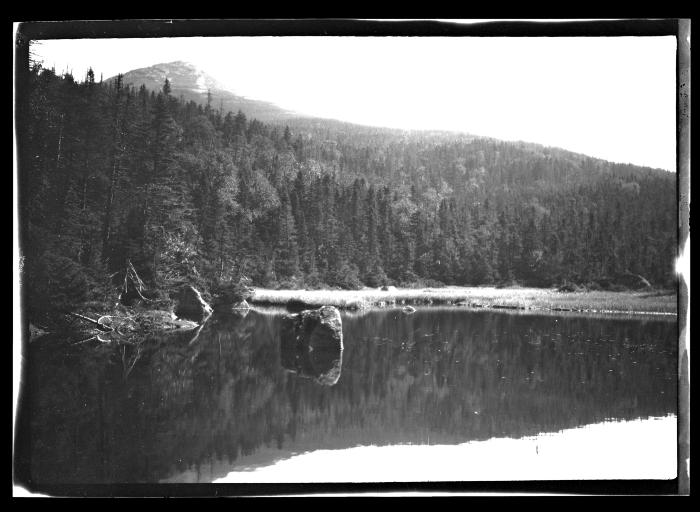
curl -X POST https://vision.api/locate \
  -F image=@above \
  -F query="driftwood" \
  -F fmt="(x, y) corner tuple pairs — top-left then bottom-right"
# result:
(187, 322), (206, 347)
(120, 259), (151, 303)
(122, 343), (143, 380)
(97, 315), (138, 335)
(70, 312), (113, 332)
(71, 335), (98, 345)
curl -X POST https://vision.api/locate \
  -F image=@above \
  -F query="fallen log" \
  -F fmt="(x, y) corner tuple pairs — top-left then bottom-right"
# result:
(97, 315), (138, 335)
(71, 335), (98, 345)
(70, 312), (113, 332)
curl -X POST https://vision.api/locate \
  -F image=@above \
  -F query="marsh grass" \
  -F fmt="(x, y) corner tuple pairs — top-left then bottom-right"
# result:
(250, 286), (677, 315)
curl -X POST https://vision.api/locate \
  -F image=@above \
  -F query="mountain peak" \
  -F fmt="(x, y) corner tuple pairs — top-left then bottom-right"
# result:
(117, 60), (217, 92)
(162, 60), (197, 68)
(112, 61), (299, 122)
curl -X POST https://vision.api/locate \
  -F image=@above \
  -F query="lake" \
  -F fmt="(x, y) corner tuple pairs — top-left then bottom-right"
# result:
(14, 307), (678, 486)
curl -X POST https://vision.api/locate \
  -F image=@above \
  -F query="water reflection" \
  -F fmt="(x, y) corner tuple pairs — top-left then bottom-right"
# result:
(212, 415), (678, 483)
(15, 308), (677, 485)
(280, 309), (343, 386)
(280, 340), (343, 386)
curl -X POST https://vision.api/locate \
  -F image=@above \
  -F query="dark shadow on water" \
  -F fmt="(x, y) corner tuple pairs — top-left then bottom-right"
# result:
(280, 342), (343, 386)
(14, 308), (678, 485)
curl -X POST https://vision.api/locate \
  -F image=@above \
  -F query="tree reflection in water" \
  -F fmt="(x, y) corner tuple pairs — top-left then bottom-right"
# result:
(15, 308), (677, 484)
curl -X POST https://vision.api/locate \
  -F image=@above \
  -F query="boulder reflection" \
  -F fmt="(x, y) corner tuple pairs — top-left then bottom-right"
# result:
(280, 307), (343, 386)
(281, 342), (343, 386)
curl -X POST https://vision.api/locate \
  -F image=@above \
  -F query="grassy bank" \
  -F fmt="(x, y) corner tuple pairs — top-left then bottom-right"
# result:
(250, 286), (677, 316)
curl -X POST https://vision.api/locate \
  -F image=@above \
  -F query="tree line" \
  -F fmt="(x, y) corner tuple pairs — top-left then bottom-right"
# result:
(17, 65), (677, 317)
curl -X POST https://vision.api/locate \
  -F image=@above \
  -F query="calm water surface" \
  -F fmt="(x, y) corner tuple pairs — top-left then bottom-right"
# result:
(16, 308), (678, 484)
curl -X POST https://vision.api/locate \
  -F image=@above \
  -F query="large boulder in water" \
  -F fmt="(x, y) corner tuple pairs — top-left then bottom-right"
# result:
(282, 306), (343, 351)
(174, 285), (213, 323)
(280, 306), (343, 385)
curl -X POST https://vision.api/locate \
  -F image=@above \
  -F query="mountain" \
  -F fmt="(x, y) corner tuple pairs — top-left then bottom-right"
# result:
(112, 61), (300, 123)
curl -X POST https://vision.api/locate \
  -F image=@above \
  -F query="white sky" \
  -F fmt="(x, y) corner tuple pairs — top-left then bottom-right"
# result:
(31, 35), (677, 171)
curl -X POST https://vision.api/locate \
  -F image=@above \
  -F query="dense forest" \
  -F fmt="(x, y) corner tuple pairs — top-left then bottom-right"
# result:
(17, 65), (677, 319)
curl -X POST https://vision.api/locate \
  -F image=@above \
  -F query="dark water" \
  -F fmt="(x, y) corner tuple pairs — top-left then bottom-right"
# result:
(15, 308), (677, 485)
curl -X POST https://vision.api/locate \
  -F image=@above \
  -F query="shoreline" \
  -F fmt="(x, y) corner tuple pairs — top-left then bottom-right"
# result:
(250, 286), (677, 316)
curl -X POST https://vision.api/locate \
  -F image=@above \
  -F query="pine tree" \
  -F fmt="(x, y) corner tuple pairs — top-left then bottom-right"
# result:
(275, 190), (300, 279)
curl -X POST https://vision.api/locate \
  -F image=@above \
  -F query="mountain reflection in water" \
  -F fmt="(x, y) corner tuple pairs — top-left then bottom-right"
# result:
(15, 308), (677, 484)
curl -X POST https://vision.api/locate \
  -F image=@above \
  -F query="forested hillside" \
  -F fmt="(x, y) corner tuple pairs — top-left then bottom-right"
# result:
(18, 65), (677, 318)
